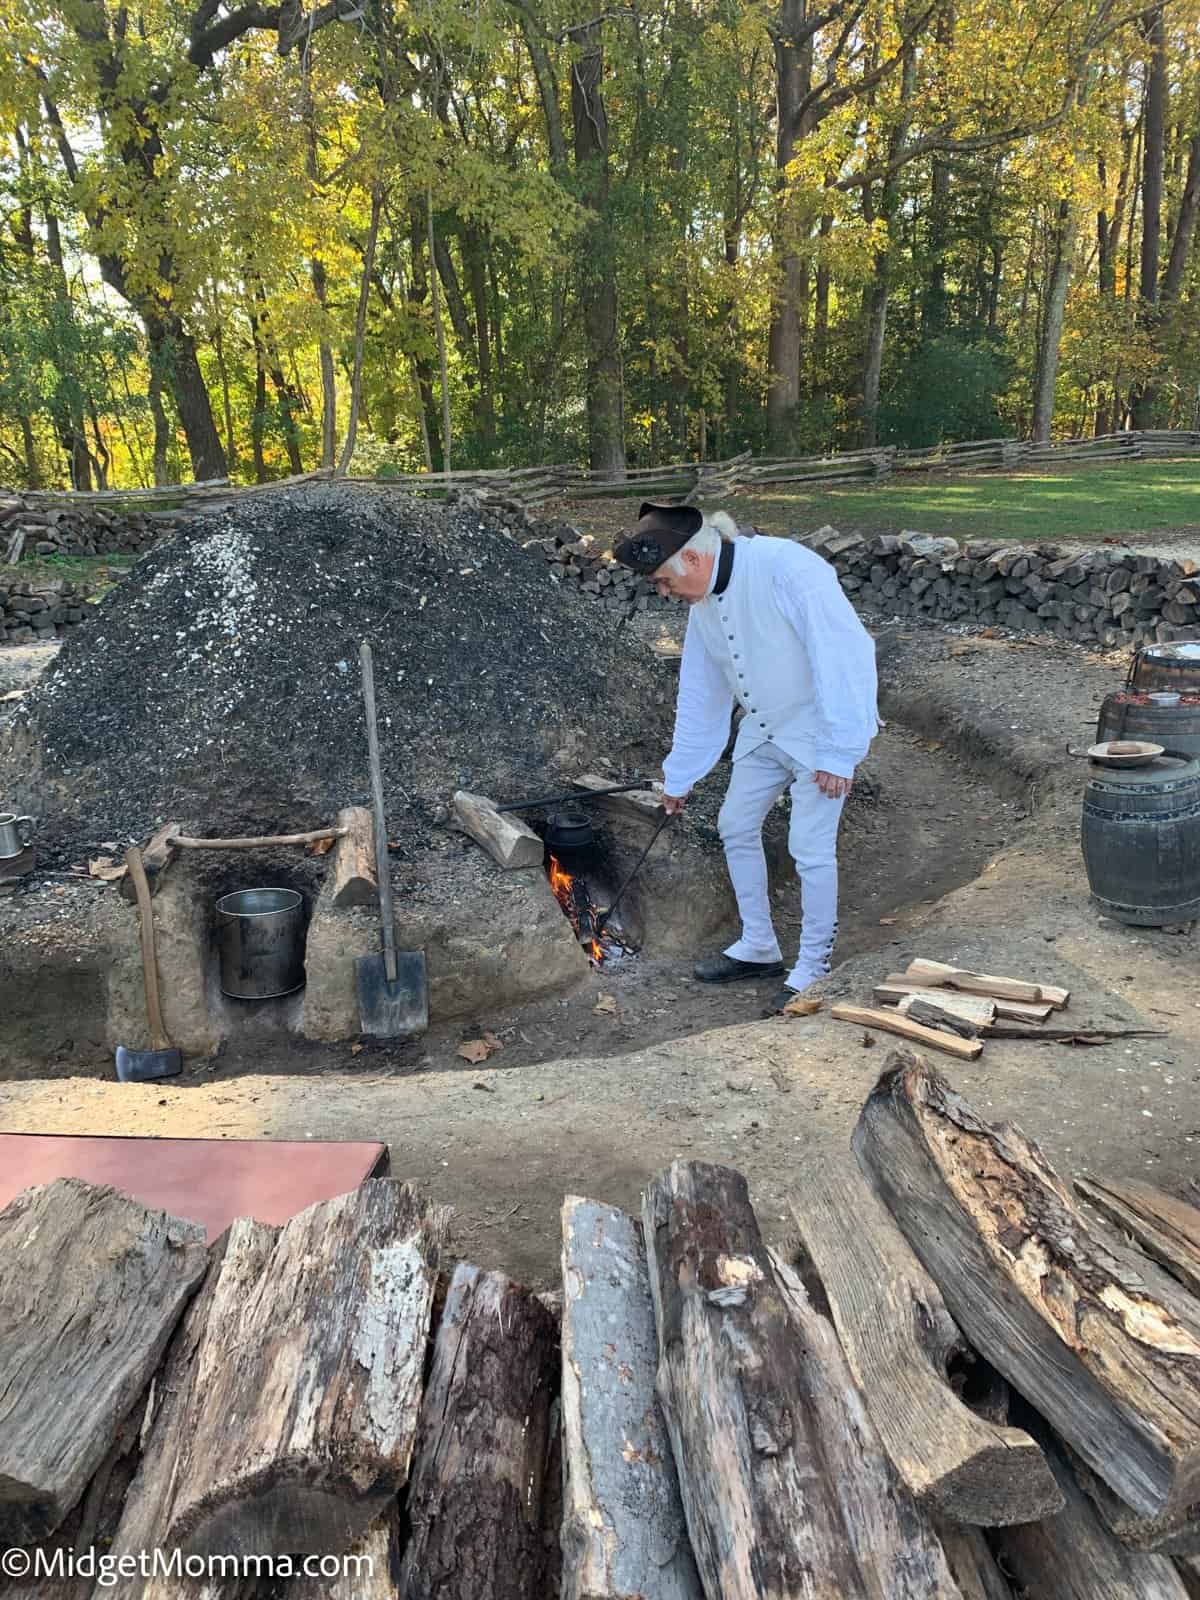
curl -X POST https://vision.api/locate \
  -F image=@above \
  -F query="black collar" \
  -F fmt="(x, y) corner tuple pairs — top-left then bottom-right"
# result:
(712, 541), (735, 596)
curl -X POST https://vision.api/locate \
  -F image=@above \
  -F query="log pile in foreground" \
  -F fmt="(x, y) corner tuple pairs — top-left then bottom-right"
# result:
(6, 1063), (1200, 1596)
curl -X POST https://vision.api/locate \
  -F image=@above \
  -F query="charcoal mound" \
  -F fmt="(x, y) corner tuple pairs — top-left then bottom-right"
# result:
(4, 483), (674, 853)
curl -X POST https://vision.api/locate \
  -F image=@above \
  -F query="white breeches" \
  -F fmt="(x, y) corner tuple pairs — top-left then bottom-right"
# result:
(718, 742), (846, 989)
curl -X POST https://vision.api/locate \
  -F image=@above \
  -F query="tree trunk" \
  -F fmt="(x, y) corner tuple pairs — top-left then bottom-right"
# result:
(337, 184), (382, 476)
(302, 58), (336, 471)
(19, 415), (39, 487)
(146, 327), (174, 485)
(571, 21), (626, 476)
(464, 227), (498, 447)
(814, 211), (833, 369)
(427, 187), (453, 480)
(766, 0), (812, 449)
(251, 280), (304, 475)
(1161, 128), (1200, 306)
(861, 261), (892, 448)
(211, 314), (239, 476)
(151, 315), (227, 480)
(42, 209), (93, 490)
(407, 207), (443, 470)
(1032, 201), (1076, 441)
(249, 299), (269, 483)
(1132, 3), (1168, 428)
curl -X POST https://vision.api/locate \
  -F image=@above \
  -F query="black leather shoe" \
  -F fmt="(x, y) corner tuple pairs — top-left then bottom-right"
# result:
(766, 985), (799, 1013)
(693, 953), (785, 983)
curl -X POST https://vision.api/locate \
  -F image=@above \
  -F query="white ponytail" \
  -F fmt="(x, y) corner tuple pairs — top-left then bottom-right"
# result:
(664, 510), (738, 575)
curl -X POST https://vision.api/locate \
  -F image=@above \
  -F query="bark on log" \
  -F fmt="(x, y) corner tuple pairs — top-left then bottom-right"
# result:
(936, 1526), (1015, 1600)
(0, 1179), (208, 1546)
(560, 1197), (701, 1600)
(900, 996), (987, 1038)
(787, 1159), (1059, 1525)
(831, 1002), (983, 1060)
(164, 1180), (445, 1557)
(878, 980), (1053, 1023)
(452, 790), (544, 870)
(330, 805), (378, 908)
(992, 1430), (1190, 1599)
(852, 1051), (1200, 1519)
(398, 1263), (558, 1600)
(291, 1517), (402, 1599)
(106, 1227), (267, 1600)
(641, 1160), (964, 1599)
(1071, 1452), (1200, 1555)
(1075, 1177), (1200, 1301)
(1178, 1556), (1200, 1599)
(892, 990), (997, 1029)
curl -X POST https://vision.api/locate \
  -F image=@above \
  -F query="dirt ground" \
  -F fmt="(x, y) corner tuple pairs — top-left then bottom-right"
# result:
(4, 621), (1198, 1291)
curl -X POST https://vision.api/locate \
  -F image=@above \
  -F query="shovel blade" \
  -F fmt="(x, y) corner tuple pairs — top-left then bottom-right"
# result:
(115, 1045), (182, 1083)
(356, 950), (429, 1038)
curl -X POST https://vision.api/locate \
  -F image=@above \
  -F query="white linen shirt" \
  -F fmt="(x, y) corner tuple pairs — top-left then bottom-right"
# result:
(661, 535), (879, 794)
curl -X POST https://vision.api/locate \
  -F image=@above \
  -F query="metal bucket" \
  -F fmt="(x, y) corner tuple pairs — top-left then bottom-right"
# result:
(216, 887), (306, 999)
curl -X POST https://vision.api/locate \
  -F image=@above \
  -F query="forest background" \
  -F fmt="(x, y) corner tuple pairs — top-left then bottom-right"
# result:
(0, 0), (1198, 490)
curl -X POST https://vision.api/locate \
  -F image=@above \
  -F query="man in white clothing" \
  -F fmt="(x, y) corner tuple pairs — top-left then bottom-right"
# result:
(613, 502), (879, 1010)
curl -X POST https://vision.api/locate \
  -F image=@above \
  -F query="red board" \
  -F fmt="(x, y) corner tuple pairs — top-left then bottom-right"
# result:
(0, 1133), (388, 1240)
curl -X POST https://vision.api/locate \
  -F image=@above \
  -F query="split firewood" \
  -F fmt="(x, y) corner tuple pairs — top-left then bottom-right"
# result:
(831, 1002), (984, 1061)
(0, 1179), (208, 1546)
(890, 989), (997, 1029)
(164, 1181), (445, 1557)
(1074, 1178), (1200, 1301)
(329, 804), (378, 908)
(853, 1051), (1200, 1520)
(788, 1160), (1060, 1525)
(991, 1428), (1191, 1600)
(879, 980), (1053, 1023)
(452, 790), (544, 870)
(560, 1197), (701, 1600)
(902, 958), (1069, 1009)
(936, 1525), (1017, 1600)
(168, 827), (345, 850)
(571, 773), (665, 823)
(899, 995), (988, 1038)
(641, 1160), (963, 1599)
(1070, 1452), (1200, 1556)
(398, 1263), (559, 1600)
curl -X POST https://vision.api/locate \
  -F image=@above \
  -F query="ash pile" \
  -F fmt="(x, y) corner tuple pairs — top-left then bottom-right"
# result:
(2, 483), (674, 853)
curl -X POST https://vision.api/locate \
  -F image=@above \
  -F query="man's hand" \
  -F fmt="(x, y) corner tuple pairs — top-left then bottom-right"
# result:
(813, 770), (852, 799)
(662, 792), (689, 815)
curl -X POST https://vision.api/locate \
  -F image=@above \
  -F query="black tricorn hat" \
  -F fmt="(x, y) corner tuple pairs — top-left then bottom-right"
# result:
(612, 502), (704, 573)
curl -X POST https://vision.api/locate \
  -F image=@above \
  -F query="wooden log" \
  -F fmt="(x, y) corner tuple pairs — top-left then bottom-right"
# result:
(329, 805), (378, 908)
(560, 1197), (702, 1600)
(900, 996), (988, 1038)
(902, 958), (1069, 1009)
(290, 1516), (402, 1598)
(398, 1263), (558, 1600)
(852, 1051), (1200, 1519)
(787, 1159), (1060, 1525)
(1075, 1177), (1200, 1301)
(641, 1160), (964, 1599)
(936, 1526), (1016, 1600)
(992, 1430), (1191, 1599)
(452, 790), (544, 870)
(1071, 1453), (1200, 1555)
(0, 1179), (207, 1546)
(571, 773), (664, 824)
(164, 1180), (445, 1557)
(119, 819), (181, 903)
(831, 1002), (984, 1060)
(878, 979), (1053, 1023)
(888, 990), (997, 1029)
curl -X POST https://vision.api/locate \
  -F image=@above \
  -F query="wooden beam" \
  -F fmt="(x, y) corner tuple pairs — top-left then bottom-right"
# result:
(329, 805), (378, 908)
(560, 1197), (702, 1600)
(641, 1160), (962, 1599)
(452, 790), (544, 871)
(165, 1181), (445, 1557)
(169, 827), (345, 850)
(878, 980), (1053, 1023)
(992, 1430), (1191, 1599)
(1075, 1178), (1200, 1301)
(902, 958), (1069, 1009)
(398, 1264), (559, 1600)
(853, 1051), (1200, 1520)
(571, 773), (664, 824)
(788, 1159), (1060, 1525)
(0, 1179), (207, 1546)
(831, 1003), (984, 1060)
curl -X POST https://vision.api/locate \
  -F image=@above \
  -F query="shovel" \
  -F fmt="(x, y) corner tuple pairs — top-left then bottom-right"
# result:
(355, 641), (429, 1037)
(115, 846), (182, 1082)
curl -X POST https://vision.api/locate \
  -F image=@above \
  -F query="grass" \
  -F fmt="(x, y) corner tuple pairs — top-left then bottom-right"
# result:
(0, 553), (136, 589)
(736, 459), (1200, 544)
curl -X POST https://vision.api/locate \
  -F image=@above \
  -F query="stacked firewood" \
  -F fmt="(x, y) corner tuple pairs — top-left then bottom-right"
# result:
(531, 527), (662, 613)
(0, 496), (190, 564)
(5, 1065), (1200, 1597)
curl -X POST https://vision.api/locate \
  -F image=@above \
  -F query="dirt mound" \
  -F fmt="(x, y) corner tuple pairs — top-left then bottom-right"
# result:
(4, 483), (674, 855)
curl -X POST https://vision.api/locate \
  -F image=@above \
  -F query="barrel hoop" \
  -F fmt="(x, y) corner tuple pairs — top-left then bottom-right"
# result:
(1091, 893), (1200, 918)
(1082, 801), (1200, 822)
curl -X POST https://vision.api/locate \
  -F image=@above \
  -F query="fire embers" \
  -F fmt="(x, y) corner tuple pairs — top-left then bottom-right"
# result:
(547, 856), (631, 966)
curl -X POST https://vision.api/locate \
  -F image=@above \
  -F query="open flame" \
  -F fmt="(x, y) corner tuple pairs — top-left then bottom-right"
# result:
(548, 854), (609, 963)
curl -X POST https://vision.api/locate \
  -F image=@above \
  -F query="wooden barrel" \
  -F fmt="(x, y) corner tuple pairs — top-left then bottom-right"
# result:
(1097, 694), (1200, 762)
(1081, 754), (1200, 926)
(1129, 641), (1200, 693)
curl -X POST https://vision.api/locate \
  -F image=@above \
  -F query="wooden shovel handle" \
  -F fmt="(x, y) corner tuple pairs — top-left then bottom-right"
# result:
(125, 846), (171, 1050)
